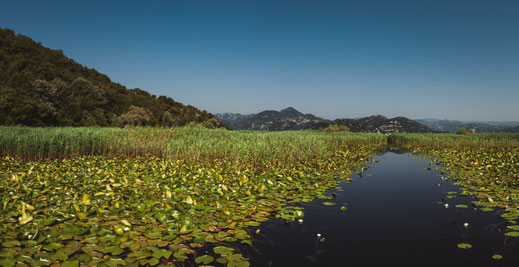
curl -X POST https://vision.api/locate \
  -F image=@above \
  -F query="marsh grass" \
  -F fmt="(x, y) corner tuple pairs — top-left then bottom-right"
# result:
(388, 132), (519, 149)
(0, 127), (386, 166)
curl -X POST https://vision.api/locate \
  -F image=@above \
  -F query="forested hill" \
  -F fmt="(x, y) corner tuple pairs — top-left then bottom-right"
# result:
(0, 28), (227, 128)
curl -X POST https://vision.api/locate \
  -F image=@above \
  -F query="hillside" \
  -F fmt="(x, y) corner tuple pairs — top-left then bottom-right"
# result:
(216, 108), (436, 134)
(417, 119), (519, 133)
(333, 115), (437, 134)
(0, 28), (227, 128)
(215, 107), (330, 131)
(214, 113), (255, 130)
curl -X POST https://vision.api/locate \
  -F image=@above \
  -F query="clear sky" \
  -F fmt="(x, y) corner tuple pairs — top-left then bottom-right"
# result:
(1, 0), (518, 121)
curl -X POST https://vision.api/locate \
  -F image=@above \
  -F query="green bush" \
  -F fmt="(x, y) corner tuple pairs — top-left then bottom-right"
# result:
(455, 128), (469, 135)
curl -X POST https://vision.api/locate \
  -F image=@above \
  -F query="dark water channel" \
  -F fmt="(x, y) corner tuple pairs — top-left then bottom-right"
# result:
(241, 149), (519, 266)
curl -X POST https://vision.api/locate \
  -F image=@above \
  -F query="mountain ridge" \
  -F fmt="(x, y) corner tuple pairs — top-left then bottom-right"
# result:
(416, 119), (519, 133)
(216, 108), (437, 134)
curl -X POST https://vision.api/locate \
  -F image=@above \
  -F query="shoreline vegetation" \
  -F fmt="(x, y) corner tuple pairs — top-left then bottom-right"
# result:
(0, 126), (386, 166)
(0, 127), (386, 266)
(1, 128), (518, 266)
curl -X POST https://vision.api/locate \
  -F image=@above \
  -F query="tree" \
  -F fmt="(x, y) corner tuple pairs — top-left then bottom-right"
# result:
(161, 111), (175, 127)
(455, 128), (469, 135)
(116, 106), (150, 127)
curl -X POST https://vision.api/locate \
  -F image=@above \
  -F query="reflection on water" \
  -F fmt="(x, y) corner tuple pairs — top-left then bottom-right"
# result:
(243, 150), (519, 266)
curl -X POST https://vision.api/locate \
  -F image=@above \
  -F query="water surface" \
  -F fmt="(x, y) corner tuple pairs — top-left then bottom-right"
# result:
(242, 150), (519, 266)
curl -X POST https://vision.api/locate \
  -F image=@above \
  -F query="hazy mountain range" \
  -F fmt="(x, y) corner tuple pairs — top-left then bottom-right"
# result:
(216, 108), (437, 134)
(416, 119), (519, 133)
(216, 107), (328, 131)
(216, 108), (519, 133)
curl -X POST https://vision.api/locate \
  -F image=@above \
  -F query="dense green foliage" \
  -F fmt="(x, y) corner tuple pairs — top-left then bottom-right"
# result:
(0, 127), (386, 166)
(388, 132), (519, 149)
(0, 129), (385, 266)
(0, 28), (226, 128)
(391, 133), (519, 242)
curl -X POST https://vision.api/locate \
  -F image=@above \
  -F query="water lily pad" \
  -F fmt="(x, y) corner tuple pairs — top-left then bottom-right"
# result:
(144, 232), (163, 239)
(195, 255), (214, 264)
(492, 254), (503, 260)
(0, 258), (15, 267)
(50, 250), (68, 261)
(243, 221), (260, 227)
(128, 250), (152, 259)
(173, 250), (188, 261)
(504, 231), (519, 237)
(214, 246), (235, 255)
(322, 202), (336, 206)
(145, 258), (160, 266)
(457, 243), (472, 249)
(152, 249), (172, 259)
(105, 258), (127, 267)
(61, 260), (79, 267)
(1, 240), (21, 248)
(104, 246), (124, 256)
(455, 204), (468, 208)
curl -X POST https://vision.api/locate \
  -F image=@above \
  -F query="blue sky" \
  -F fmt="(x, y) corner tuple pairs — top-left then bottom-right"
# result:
(1, 0), (518, 121)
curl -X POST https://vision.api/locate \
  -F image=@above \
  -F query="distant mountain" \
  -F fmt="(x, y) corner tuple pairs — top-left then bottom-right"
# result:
(215, 107), (329, 131)
(332, 115), (437, 134)
(503, 126), (519, 133)
(0, 27), (227, 128)
(417, 119), (519, 133)
(216, 109), (436, 134)
(213, 113), (254, 130)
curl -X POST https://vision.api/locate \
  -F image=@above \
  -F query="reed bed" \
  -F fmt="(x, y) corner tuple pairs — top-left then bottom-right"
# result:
(388, 132), (519, 149)
(0, 126), (386, 166)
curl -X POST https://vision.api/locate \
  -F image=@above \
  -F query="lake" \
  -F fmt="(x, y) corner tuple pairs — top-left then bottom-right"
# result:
(233, 149), (519, 266)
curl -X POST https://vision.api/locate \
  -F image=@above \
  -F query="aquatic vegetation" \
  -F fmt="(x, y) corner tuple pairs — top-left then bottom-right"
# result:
(0, 128), (385, 266)
(0, 126), (386, 165)
(457, 243), (472, 249)
(388, 132), (519, 149)
(389, 133), (519, 240)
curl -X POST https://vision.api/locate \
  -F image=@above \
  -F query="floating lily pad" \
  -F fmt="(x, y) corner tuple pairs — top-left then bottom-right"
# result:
(195, 255), (214, 264)
(214, 246), (235, 255)
(504, 231), (519, 237)
(322, 202), (336, 206)
(152, 249), (172, 259)
(457, 243), (472, 249)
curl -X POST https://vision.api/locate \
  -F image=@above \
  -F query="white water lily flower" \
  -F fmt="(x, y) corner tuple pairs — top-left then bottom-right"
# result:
(298, 219), (303, 224)
(317, 233), (321, 237)
(444, 204), (449, 208)
(463, 223), (469, 228)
